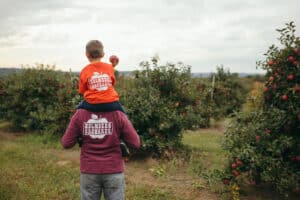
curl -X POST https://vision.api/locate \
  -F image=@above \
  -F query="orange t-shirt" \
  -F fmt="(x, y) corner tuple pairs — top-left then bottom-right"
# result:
(78, 62), (119, 104)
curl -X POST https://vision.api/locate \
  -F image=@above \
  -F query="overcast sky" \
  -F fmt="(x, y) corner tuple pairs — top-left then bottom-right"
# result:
(0, 0), (299, 73)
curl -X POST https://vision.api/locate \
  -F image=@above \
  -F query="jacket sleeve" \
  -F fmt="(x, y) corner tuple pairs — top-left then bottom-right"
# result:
(118, 112), (140, 148)
(61, 111), (81, 149)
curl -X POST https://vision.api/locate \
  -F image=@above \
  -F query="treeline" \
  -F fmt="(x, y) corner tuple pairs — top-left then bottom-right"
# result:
(0, 61), (258, 154)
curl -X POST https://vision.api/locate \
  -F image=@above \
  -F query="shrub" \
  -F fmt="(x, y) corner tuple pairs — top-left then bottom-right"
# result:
(119, 57), (210, 155)
(223, 22), (300, 197)
(0, 65), (79, 134)
(208, 66), (247, 119)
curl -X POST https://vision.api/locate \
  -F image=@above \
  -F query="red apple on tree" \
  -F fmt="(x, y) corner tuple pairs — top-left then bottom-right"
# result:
(231, 162), (237, 169)
(281, 95), (288, 101)
(269, 76), (274, 81)
(267, 60), (274, 66)
(233, 170), (239, 177)
(287, 74), (294, 80)
(276, 67), (281, 73)
(287, 56), (295, 62)
(249, 180), (256, 186)
(255, 135), (261, 142)
(265, 129), (271, 134)
(223, 178), (230, 185)
(236, 159), (243, 166)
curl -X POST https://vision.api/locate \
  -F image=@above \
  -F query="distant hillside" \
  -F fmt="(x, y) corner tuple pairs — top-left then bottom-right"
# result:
(0, 67), (263, 78)
(0, 68), (23, 77)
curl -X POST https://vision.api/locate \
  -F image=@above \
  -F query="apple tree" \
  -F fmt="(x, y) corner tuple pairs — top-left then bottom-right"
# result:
(118, 56), (210, 155)
(0, 65), (79, 134)
(222, 22), (300, 197)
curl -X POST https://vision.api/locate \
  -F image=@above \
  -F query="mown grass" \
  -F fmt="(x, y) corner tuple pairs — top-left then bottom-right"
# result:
(182, 129), (228, 197)
(183, 129), (226, 170)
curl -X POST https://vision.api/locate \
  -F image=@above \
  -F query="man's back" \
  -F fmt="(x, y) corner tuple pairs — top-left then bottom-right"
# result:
(61, 109), (140, 174)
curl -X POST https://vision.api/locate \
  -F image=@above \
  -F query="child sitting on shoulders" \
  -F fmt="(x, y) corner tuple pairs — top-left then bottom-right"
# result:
(77, 40), (124, 113)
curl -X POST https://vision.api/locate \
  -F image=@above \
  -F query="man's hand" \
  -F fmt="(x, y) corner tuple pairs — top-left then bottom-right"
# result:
(109, 55), (119, 67)
(77, 135), (83, 147)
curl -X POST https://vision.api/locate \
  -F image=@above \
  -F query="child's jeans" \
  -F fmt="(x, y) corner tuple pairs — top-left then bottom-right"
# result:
(76, 100), (125, 113)
(80, 172), (125, 200)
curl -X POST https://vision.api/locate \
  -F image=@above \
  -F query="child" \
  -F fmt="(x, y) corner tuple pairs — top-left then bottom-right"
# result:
(77, 40), (124, 113)
(77, 40), (129, 157)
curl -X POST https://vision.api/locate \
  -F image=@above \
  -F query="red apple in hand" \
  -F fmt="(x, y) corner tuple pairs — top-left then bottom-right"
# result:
(109, 55), (119, 67)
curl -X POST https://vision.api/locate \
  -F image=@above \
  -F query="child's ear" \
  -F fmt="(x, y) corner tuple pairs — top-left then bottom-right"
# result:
(100, 52), (105, 58)
(85, 52), (90, 59)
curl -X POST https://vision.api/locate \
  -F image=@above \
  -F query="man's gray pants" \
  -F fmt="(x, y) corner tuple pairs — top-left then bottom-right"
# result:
(80, 172), (125, 200)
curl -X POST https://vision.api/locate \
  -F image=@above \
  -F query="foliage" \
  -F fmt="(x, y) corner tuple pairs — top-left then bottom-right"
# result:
(0, 65), (79, 134)
(242, 81), (264, 112)
(119, 56), (210, 155)
(223, 22), (300, 198)
(208, 66), (247, 119)
(0, 77), (6, 119)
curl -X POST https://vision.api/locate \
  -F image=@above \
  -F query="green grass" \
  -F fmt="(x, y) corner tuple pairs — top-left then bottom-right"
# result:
(0, 129), (181, 200)
(0, 135), (80, 200)
(181, 129), (228, 196)
(0, 119), (220, 200)
(183, 130), (226, 170)
(183, 130), (223, 153)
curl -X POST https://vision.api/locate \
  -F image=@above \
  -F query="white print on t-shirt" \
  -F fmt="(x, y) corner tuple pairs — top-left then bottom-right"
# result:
(88, 72), (112, 91)
(83, 114), (113, 139)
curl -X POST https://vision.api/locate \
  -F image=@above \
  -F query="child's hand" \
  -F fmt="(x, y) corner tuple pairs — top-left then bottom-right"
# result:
(109, 55), (119, 67)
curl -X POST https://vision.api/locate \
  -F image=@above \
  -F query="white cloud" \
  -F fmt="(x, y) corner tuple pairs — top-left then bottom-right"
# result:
(0, 0), (299, 73)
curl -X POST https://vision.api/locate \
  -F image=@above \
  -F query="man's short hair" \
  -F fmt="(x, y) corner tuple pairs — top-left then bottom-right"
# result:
(86, 40), (104, 59)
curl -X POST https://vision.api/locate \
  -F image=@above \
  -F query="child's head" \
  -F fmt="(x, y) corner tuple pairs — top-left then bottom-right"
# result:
(85, 40), (104, 61)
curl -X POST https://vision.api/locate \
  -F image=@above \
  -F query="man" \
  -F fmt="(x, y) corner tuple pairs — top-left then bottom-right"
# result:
(61, 109), (140, 200)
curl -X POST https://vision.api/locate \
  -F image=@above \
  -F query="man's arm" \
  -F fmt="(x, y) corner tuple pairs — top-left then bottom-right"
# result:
(61, 111), (81, 149)
(118, 112), (140, 148)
